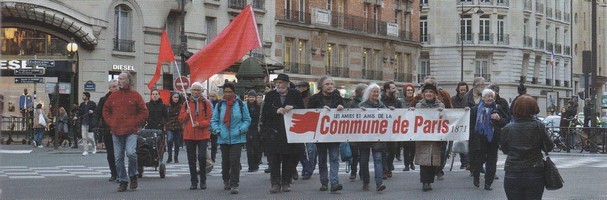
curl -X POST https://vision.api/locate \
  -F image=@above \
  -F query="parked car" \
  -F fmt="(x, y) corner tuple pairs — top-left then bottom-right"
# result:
(542, 115), (561, 133)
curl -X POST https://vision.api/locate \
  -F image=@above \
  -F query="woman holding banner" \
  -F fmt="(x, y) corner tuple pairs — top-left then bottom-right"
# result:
(401, 83), (416, 172)
(357, 83), (387, 192)
(412, 84), (445, 192)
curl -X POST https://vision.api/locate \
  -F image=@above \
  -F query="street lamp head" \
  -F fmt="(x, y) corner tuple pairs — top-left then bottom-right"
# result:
(66, 42), (78, 53)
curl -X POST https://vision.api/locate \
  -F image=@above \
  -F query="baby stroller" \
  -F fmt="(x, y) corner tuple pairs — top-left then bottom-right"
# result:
(137, 129), (166, 178)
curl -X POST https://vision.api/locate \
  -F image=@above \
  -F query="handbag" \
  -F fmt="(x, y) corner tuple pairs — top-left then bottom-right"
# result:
(452, 140), (469, 153)
(543, 141), (564, 190)
(38, 111), (47, 127)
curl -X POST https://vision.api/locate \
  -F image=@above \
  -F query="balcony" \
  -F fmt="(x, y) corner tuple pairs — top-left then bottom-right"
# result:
(555, 80), (561, 87)
(565, 46), (571, 55)
(395, 73), (413, 82)
(284, 62), (311, 75)
(399, 31), (415, 42)
(536, 39), (545, 50)
(479, 0), (493, 6)
(524, 0), (532, 11)
(277, 10), (311, 24)
(546, 78), (552, 86)
(364, 70), (383, 80)
(547, 42), (554, 52)
(421, 34), (431, 44)
(330, 67), (350, 78)
(228, 0), (265, 10)
(478, 33), (494, 44)
(497, 34), (509, 45)
(532, 77), (538, 84)
(536, 2), (544, 14)
(113, 38), (135, 52)
(310, 10), (416, 42)
(523, 36), (533, 47)
(474, 73), (491, 82)
(555, 44), (562, 54)
(564, 12), (571, 22)
(496, 0), (509, 7)
(556, 10), (562, 20)
(546, 7), (552, 18)
(564, 81), (570, 87)
(457, 33), (474, 44)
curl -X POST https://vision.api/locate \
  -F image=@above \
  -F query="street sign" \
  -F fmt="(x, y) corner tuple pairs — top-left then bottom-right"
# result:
(26, 59), (55, 67)
(174, 76), (190, 91)
(14, 69), (45, 75)
(84, 80), (96, 91)
(15, 77), (44, 84)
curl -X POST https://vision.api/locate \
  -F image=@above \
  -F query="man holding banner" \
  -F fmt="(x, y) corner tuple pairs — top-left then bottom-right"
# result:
(306, 76), (345, 192)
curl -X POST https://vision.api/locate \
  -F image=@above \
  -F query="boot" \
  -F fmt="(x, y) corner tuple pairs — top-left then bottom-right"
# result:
(117, 182), (128, 192)
(330, 183), (343, 192)
(270, 185), (280, 194)
(473, 177), (480, 187)
(167, 155), (173, 163)
(129, 176), (138, 190)
(362, 183), (370, 191)
(403, 165), (410, 171)
(422, 183), (431, 191)
(174, 157), (179, 163)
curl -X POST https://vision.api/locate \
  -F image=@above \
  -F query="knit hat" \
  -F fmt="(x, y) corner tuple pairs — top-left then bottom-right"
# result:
(422, 84), (438, 94)
(247, 90), (257, 97)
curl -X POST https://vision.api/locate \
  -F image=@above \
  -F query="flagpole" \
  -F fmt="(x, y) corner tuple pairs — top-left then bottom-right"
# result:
(174, 60), (195, 126)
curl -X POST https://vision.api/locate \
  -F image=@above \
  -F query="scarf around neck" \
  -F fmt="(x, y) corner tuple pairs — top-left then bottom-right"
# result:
(223, 95), (236, 128)
(475, 100), (496, 142)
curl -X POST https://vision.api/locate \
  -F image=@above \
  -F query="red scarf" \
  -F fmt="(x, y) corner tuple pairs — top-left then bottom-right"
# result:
(223, 96), (235, 128)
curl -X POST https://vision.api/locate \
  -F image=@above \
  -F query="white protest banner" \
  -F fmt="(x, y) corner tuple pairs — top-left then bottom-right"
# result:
(284, 108), (470, 143)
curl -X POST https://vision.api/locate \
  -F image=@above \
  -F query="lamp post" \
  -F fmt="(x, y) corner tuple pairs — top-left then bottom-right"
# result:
(66, 40), (78, 129)
(459, 3), (483, 82)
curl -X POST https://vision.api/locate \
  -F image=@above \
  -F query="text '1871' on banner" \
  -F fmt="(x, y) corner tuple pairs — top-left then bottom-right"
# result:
(284, 108), (470, 143)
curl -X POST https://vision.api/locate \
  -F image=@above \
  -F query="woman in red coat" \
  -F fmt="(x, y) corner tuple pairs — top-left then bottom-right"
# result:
(178, 82), (213, 190)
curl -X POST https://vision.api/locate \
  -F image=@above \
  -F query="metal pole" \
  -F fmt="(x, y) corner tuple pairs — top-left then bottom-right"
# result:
(180, 0), (188, 76)
(460, 2), (464, 82)
(591, 0), (597, 123)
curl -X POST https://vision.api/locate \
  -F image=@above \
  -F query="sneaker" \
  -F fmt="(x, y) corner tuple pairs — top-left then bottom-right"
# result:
(37, 145), (43, 148)
(362, 183), (370, 191)
(376, 183), (386, 191)
(319, 184), (328, 191)
(386, 171), (392, 178)
(189, 184), (198, 190)
(92, 148), (97, 154)
(108, 176), (117, 182)
(302, 175), (311, 180)
(330, 183), (343, 192)
(270, 185), (280, 194)
(224, 181), (230, 190)
(117, 182), (128, 192)
(230, 187), (239, 194)
(33, 141), (37, 147)
(282, 184), (291, 192)
(349, 174), (356, 181)
(82, 151), (88, 156)
(129, 176), (138, 190)
(264, 168), (271, 173)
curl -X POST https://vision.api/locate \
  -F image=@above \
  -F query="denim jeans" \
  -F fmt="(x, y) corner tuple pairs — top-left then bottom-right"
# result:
(359, 147), (383, 185)
(185, 140), (208, 185)
(220, 143), (243, 187)
(166, 130), (183, 159)
(33, 128), (44, 145)
(317, 143), (340, 185)
(113, 134), (138, 183)
(302, 143), (317, 176)
(504, 171), (544, 200)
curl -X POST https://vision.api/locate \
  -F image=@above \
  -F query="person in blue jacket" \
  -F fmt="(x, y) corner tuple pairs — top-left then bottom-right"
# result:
(211, 82), (252, 194)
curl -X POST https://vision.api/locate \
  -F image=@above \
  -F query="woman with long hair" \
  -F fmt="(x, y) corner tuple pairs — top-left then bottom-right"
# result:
(166, 92), (184, 163)
(500, 95), (553, 199)
(33, 103), (49, 148)
(357, 83), (387, 192)
(401, 84), (416, 171)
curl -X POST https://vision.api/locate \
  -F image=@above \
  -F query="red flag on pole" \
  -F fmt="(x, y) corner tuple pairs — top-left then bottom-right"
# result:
(186, 4), (262, 83)
(148, 29), (176, 91)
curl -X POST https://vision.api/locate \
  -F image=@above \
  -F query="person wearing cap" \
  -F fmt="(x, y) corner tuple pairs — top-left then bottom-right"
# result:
(294, 80), (312, 180)
(245, 89), (262, 172)
(412, 84), (445, 191)
(260, 73), (305, 194)
(75, 91), (97, 156)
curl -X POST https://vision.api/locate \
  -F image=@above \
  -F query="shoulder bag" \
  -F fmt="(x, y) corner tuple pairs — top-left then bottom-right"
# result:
(541, 119), (563, 190)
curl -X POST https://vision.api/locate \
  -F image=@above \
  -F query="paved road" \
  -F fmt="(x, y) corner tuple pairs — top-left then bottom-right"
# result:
(1, 144), (606, 199)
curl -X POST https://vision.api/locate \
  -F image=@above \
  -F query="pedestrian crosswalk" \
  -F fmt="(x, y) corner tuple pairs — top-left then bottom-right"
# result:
(0, 156), (605, 179)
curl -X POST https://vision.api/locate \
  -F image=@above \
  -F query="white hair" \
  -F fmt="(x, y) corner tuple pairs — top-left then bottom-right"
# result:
(108, 79), (118, 89)
(481, 88), (495, 98)
(362, 83), (381, 103)
(191, 82), (204, 90)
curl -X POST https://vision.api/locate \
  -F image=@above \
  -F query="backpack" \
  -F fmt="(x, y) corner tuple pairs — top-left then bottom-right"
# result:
(216, 99), (244, 121)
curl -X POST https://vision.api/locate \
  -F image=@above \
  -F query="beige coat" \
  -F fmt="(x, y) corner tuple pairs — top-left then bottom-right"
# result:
(414, 98), (445, 166)
(33, 108), (50, 129)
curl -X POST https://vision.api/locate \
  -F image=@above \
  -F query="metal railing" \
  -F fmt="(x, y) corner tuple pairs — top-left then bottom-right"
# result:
(478, 33), (493, 44)
(564, 81), (570, 87)
(523, 36), (533, 47)
(113, 38), (135, 52)
(496, 0), (509, 6)
(474, 73), (491, 82)
(565, 46), (571, 55)
(547, 42), (554, 52)
(330, 67), (350, 78)
(556, 44), (562, 54)
(546, 78), (552, 86)
(365, 70), (383, 80)
(324, 10), (415, 42)
(547, 7), (553, 18)
(284, 62), (311, 75)
(395, 73), (413, 82)
(479, 0), (493, 5)
(555, 80), (561, 87)
(399, 31), (415, 42)
(228, 0), (246, 9)
(457, 33), (474, 44)
(278, 10), (312, 24)
(532, 77), (538, 84)
(564, 13), (571, 22)
(421, 34), (431, 44)
(556, 10), (562, 20)
(252, 0), (265, 10)
(497, 34), (509, 45)
(536, 39), (545, 49)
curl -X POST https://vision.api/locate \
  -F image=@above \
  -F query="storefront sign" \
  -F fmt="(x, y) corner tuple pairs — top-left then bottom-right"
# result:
(26, 59), (55, 67)
(45, 82), (71, 94)
(112, 64), (135, 71)
(15, 77), (44, 84)
(14, 69), (45, 75)
(1, 60), (46, 70)
(284, 108), (470, 143)
(84, 80), (96, 91)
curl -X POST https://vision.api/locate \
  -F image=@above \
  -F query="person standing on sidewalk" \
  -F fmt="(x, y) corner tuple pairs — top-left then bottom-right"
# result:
(211, 82), (251, 194)
(166, 92), (184, 163)
(92, 79), (119, 181)
(75, 92), (97, 156)
(103, 71), (149, 192)
(307, 76), (345, 192)
(180, 82), (213, 190)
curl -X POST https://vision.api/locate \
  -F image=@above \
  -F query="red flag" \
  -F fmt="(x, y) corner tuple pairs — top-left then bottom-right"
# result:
(148, 29), (175, 91)
(186, 4), (261, 83)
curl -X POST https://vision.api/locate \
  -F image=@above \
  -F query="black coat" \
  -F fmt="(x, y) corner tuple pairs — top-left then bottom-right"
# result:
(307, 91), (344, 109)
(260, 89), (304, 155)
(78, 100), (97, 126)
(500, 119), (553, 172)
(469, 103), (509, 152)
(92, 92), (111, 131)
(146, 99), (168, 130)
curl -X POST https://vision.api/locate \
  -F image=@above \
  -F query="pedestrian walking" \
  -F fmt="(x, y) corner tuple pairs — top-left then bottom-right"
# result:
(56, 107), (70, 147)
(401, 83), (416, 171)
(307, 76), (345, 192)
(469, 89), (509, 190)
(357, 83), (388, 192)
(294, 81), (312, 180)
(413, 84), (445, 191)
(70, 104), (80, 148)
(464, 77), (487, 108)
(92, 79), (119, 181)
(33, 103), (49, 148)
(146, 89), (168, 130)
(102, 71), (149, 192)
(260, 73), (305, 194)
(501, 95), (553, 199)
(179, 82), (213, 190)
(380, 81), (402, 179)
(166, 92), (184, 163)
(346, 83), (367, 181)
(211, 82), (251, 194)
(208, 92), (220, 163)
(75, 92), (97, 156)
(245, 90), (262, 172)
(451, 81), (470, 170)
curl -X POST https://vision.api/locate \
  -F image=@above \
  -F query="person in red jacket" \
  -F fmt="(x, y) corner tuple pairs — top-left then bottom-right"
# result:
(179, 82), (213, 190)
(102, 71), (149, 192)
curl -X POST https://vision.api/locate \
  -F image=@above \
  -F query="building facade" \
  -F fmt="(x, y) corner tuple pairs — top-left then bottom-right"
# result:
(1, 0), (277, 116)
(274, 0), (422, 97)
(421, 0), (573, 116)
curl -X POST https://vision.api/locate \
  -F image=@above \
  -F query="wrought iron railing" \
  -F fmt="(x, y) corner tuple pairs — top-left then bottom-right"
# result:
(278, 10), (312, 24)
(547, 42), (554, 52)
(284, 62), (311, 75)
(536, 39), (545, 50)
(565, 46), (571, 55)
(365, 70), (383, 80)
(478, 33), (493, 44)
(395, 73), (413, 82)
(475, 73), (491, 82)
(421, 34), (430, 44)
(497, 0), (509, 6)
(546, 78), (552, 86)
(497, 34), (509, 45)
(457, 33), (474, 44)
(556, 10), (562, 20)
(523, 36), (533, 47)
(564, 13), (571, 22)
(113, 38), (135, 52)
(556, 44), (562, 54)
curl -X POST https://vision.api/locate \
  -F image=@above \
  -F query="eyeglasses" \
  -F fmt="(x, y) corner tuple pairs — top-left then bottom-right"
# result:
(406, 89), (414, 91)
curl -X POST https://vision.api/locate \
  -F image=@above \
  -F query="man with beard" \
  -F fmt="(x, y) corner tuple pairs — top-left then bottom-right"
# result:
(451, 81), (470, 169)
(464, 77), (487, 108)
(380, 81), (402, 179)
(307, 76), (345, 192)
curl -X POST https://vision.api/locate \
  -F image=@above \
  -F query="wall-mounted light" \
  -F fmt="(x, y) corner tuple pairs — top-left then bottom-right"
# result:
(67, 41), (78, 57)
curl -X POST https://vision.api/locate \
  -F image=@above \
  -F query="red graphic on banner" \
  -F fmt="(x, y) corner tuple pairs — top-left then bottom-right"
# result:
(290, 112), (321, 134)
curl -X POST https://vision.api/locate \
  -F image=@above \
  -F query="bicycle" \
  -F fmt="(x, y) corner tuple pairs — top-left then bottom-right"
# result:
(544, 121), (567, 152)
(567, 115), (600, 153)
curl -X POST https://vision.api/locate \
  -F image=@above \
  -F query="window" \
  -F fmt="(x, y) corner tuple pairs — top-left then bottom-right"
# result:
(363, 5), (369, 31)
(298, 0), (306, 21)
(460, 15), (472, 42)
(533, 55), (542, 83)
(419, 54), (431, 83)
(327, 0), (332, 11)
(420, 16), (428, 42)
(206, 17), (217, 43)
(298, 40), (307, 64)
(285, 0), (292, 19)
(325, 43), (334, 73)
(339, 45), (347, 68)
(479, 15), (490, 42)
(459, 0), (472, 3)
(475, 54), (491, 81)
(497, 16), (506, 42)
(337, 0), (344, 13)
(166, 12), (182, 55)
(362, 48), (369, 77)
(257, 24), (263, 43)
(285, 38), (293, 64)
(114, 4), (133, 52)
(373, 50), (380, 72)
(555, 27), (559, 46)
